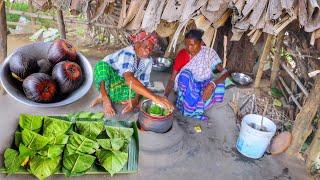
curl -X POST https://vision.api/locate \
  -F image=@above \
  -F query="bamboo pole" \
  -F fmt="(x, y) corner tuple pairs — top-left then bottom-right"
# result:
(286, 77), (320, 157)
(56, 9), (66, 39)
(254, 34), (273, 88)
(28, 0), (36, 25)
(223, 35), (227, 68)
(280, 62), (309, 97)
(0, 0), (7, 62)
(270, 31), (285, 86)
(279, 77), (302, 109)
(7, 9), (118, 29)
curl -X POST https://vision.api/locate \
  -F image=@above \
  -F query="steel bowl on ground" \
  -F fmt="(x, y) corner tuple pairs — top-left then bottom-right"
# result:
(231, 72), (253, 86)
(138, 99), (173, 133)
(0, 42), (93, 108)
(152, 57), (172, 72)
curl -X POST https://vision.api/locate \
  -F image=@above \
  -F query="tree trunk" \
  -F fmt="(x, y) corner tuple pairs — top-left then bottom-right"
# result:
(28, 0), (36, 25)
(316, 38), (320, 50)
(270, 31), (285, 86)
(0, 0), (7, 62)
(254, 34), (273, 88)
(306, 121), (320, 175)
(56, 9), (66, 39)
(286, 77), (320, 157)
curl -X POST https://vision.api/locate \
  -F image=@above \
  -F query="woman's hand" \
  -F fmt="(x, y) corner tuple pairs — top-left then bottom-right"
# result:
(202, 83), (215, 101)
(120, 97), (139, 114)
(152, 95), (174, 111)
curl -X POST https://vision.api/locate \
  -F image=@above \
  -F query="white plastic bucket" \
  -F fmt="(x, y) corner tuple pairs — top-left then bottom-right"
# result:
(236, 114), (277, 159)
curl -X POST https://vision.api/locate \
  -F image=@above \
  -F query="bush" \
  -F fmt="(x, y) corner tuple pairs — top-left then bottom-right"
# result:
(5, 1), (29, 22)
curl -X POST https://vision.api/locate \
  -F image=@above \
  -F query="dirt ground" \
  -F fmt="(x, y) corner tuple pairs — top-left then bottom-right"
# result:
(0, 35), (310, 180)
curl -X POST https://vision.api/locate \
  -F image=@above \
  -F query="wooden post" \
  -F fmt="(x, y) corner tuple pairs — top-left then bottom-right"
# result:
(28, 0), (36, 25)
(286, 77), (320, 157)
(270, 31), (285, 86)
(56, 9), (66, 39)
(254, 34), (273, 88)
(0, 0), (7, 94)
(0, 0), (7, 62)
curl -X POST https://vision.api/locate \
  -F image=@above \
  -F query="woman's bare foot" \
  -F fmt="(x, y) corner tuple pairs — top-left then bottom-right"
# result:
(103, 101), (116, 116)
(90, 96), (116, 116)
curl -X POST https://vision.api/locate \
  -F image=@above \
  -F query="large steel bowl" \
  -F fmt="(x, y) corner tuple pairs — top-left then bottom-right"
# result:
(0, 42), (93, 108)
(138, 99), (173, 133)
(231, 72), (253, 86)
(152, 57), (172, 72)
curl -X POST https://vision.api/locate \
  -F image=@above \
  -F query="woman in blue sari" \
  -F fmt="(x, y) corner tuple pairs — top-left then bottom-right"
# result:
(165, 29), (230, 120)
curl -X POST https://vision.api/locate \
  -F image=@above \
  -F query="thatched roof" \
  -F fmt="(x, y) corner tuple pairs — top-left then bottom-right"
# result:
(33, 0), (320, 48)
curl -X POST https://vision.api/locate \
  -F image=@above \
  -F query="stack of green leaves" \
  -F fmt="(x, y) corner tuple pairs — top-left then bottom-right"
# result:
(3, 112), (135, 179)
(147, 103), (169, 116)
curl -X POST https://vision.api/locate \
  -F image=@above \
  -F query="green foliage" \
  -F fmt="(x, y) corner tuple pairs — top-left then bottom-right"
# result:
(97, 139), (112, 150)
(29, 155), (61, 180)
(5, 1), (29, 22)
(4, 148), (24, 174)
(3, 112), (135, 179)
(14, 132), (22, 148)
(270, 87), (283, 98)
(48, 134), (69, 145)
(68, 133), (99, 154)
(96, 150), (128, 176)
(76, 121), (105, 140)
(147, 104), (170, 116)
(21, 129), (52, 151)
(37, 145), (64, 158)
(19, 114), (44, 133)
(62, 153), (95, 176)
(43, 117), (72, 137)
(106, 126), (133, 141)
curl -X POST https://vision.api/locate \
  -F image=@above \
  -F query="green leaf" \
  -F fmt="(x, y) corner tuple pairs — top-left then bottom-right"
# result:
(76, 112), (93, 119)
(22, 129), (52, 151)
(91, 112), (104, 119)
(18, 144), (36, 167)
(271, 87), (283, 98)
(76, 121), (104, 139)
(96, 150), (128, 176)
(43, 117), (72, 137)
(4, 148), (23, 174)
(29, 155), (61, 180)
(110, 138), (125, 151)
(68, 133), (99, 154)
(64, 144), (79, 156)
(19, 114), (43, 132)
(49, 134), (69, 145)
(273, 99), (282, 107)
(97, 139), (112, 150)
(19, 144), (35, 157)
(37, 145), (64, 158)
(105, 126), (134, 141)
(14, 132), (22, 148)
(63, 153), (95, 176)
(148, 104), (164, 116)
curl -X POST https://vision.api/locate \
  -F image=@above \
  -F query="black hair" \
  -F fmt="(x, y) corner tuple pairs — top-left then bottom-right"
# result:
(185, 29), (204, 41)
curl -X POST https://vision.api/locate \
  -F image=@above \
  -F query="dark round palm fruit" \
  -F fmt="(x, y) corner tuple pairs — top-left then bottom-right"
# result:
(52, 61), (83, 94)
(48, 39), (77, 65)
(37, 59), (52, 74)
(23, 73), (57, 102)
(9, 52), (39, 81)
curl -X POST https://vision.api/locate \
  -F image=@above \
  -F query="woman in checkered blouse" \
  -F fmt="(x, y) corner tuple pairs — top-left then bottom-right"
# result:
(92, 31), (174, 116)
(164, 29), (230, 120)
